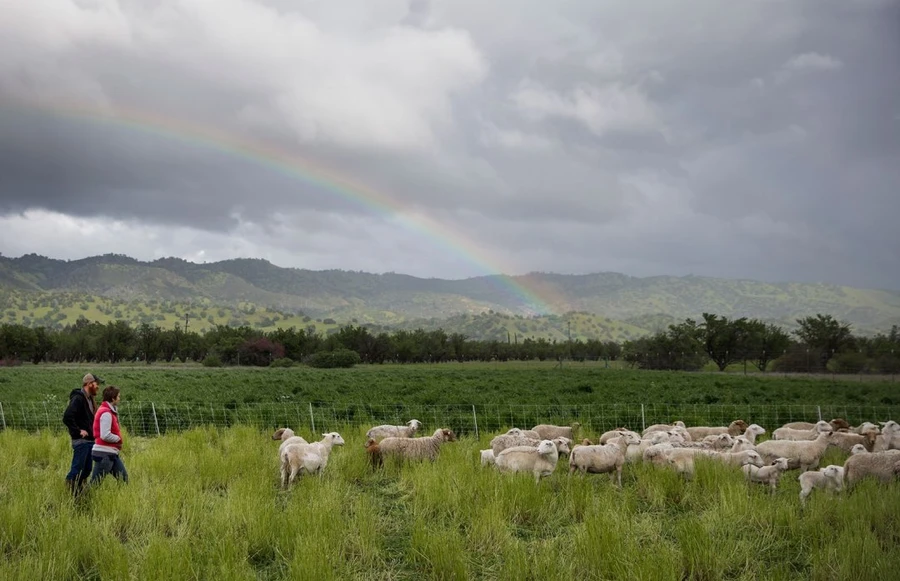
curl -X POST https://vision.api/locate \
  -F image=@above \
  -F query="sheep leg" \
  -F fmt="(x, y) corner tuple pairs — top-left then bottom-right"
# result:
(616, 466), (623, 488)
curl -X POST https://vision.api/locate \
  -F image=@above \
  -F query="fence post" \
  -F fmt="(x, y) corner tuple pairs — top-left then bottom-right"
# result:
(472, 405), (479, 440)
(151, 402), (161, 437)
(641, 404), (646, 433)
(817, 406), (822, 422)
(309, 402), (316, 434)
(0, 402), (5, 430)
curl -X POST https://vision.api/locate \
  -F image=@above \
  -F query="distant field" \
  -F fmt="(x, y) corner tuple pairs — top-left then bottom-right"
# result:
(2, 363), (898, 437)
(1, 426), (898, 580)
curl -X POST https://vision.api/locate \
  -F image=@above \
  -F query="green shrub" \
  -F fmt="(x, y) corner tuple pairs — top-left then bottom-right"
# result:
(304, 349), (361, 369)
(201, 355), (223, 367)
(269, 357), (294, 368)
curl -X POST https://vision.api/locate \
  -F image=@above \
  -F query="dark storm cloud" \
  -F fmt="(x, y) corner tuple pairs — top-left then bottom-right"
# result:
(0, 0), (897, 288)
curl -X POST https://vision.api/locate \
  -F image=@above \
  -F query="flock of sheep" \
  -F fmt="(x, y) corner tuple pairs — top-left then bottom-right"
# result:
(270, 416), (900, 503)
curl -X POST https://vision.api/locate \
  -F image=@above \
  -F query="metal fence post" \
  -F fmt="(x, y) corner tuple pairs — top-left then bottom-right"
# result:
(472, 405), (479, 440)
(309, 402), (316, 434)
(641, 404), (646, 433)
(0, 402), (5, 430)
(151, 402), (161, 437)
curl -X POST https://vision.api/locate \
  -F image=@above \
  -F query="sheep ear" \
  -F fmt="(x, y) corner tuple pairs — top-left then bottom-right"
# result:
(272, 428), (285, 440)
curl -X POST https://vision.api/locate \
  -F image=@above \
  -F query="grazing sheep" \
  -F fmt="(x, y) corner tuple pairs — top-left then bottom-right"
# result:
(506, 427), (541, 439)
(756, 432), (834, 472)
(730, 436), (755, 453)
(480, 449), (495, 467)
(686, 420), (749, 441)
(600, 428), (638, 444)
(773, 421), (833, 441)
(708, 449), (765, 468)
(569, 432), (641, 487)
(272, 427), (309, 455)
(782, 418), (851, 432)
(743, 457), (791, 493)
(378, 428), (457, 462)
(829, 431), (877, 453)
(495, 440), (560, 483)
(366, 419), (423, 441)
(643, 445), (708, 479)
(532, 423), (581, 441)
(280, 432), (346, 489)
(702, 433), (735, 450)
(491, 434), (572, 457)
(843, 450), (900, 488)
(798, 465), (844, 504)
(642, 421), (686, 436)
(365, 438), (383, 469)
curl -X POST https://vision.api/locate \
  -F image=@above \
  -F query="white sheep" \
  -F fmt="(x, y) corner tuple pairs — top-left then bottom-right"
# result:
(872, 421), (899, 452)
(280, 432), (345, 489)
(742, 457), (791, 493)
(843, 449), (900, 488)
(850, 444), (869, 455)
(495, 440), (560, 483)
(772, 420), (833, 441)
(707, 449), (765, 468)
(828, 430), (877, 454)
(798, 465), (844, 504)
(531, 423), (581, 441)
(568, 432), (641, 487)
(730, 436), (755, 453)
(702, 433), (735, 450)
(506, 427), (541, 439)
(781, 418), (851, 432)
(272, 427), (309, 455)
(742, 424), (767, 444)
(642, 421), (686, 436)
(491, 434), (571, 457)
(366, 419), (423, 441)
(378, 428), (457, 462)
(480, 449), (495, 467)
(599, 428), (639, 444)
(756, 431), (834, 472)
(685, 420), (749, 441)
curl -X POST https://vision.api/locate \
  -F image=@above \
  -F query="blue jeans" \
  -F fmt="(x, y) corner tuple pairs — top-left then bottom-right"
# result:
(90, 453), (129, 484)
(66, 441), (93, 488)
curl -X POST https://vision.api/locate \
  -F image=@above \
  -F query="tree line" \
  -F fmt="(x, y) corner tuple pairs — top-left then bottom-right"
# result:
(0, 313), (897, 372)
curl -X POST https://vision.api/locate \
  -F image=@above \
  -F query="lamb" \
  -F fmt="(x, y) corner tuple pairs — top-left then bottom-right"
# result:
(272, 427), (308, 455)
(365, 438), (383, 469)
(685, 420), (749, 441)
(643, 445), (708, 479)
(378, 428), (457, 462)
(843, 449), (900, 488)
(532, 423), (581, 441)
(495, 440), (560, 483)
(756, 431), (834, 472)
(798, 465), (844, 504)
(490, 434), (572, 457)
(730, 436), (755, 453)
(742, 457), (791, 493)
(366, 419), (423, 441)
(569, 432), (641, 487)
(480, 449), (495, 467)
(280, 432), (346, 489)
(772, 420), (833, 441)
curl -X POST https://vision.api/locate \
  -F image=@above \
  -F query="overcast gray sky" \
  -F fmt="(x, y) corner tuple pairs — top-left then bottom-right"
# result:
(1, 0), (898, 289)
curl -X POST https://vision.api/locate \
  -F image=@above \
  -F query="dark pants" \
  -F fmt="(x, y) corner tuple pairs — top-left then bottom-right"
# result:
(65, 441), (93, 492)
(90, 453), (128, 484)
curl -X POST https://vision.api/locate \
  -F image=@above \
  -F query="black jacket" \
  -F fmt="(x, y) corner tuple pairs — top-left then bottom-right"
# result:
(62, 389), (96, 441)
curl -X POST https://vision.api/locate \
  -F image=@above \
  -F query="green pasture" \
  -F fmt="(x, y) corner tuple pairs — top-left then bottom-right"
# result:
(1, 425), (898, 580)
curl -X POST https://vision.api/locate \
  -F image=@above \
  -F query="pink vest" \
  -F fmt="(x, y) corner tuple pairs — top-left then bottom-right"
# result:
(92, 401), (122, 451)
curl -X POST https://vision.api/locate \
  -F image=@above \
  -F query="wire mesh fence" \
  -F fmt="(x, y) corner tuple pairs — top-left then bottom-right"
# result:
(2, 400), (898, 439)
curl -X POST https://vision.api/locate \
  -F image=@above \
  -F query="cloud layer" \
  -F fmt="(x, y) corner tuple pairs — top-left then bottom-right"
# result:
(1, 0), (898, 289)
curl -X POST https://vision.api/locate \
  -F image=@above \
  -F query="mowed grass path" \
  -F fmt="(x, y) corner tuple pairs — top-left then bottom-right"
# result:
(2, 425), (899, 580)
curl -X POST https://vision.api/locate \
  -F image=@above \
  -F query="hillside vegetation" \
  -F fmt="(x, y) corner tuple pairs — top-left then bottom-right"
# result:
(2, 253), (900, 340)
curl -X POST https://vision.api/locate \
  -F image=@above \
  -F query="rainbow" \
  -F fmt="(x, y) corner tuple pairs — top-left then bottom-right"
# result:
(3, 100), (569, 315)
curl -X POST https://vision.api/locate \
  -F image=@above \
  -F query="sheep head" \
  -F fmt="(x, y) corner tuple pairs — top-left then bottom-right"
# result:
(537, 440), (556, 455)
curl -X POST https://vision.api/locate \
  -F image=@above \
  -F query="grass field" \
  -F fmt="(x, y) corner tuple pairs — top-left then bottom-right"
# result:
(2, 425), (898, 580)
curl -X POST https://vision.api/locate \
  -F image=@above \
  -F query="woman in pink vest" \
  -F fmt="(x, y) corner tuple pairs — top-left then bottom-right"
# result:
(90, 386), (129, 484)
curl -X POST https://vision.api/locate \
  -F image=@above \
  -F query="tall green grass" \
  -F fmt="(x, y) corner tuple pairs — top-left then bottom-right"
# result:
(1, 426), (898, 580)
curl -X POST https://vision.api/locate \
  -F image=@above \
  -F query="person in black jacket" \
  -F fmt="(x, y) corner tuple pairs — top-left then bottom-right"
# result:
(62, 373), (103, 496)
